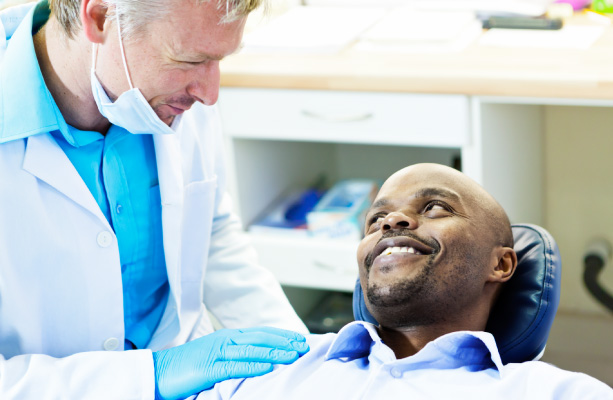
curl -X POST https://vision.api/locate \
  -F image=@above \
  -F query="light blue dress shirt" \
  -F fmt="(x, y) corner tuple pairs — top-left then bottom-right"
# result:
(0, 1), (168, 350)
(198, 321), (613, 399)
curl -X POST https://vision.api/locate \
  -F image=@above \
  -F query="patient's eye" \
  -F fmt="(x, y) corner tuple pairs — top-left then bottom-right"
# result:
(365, 213), (385, 234)
(423, 200), (453, 217)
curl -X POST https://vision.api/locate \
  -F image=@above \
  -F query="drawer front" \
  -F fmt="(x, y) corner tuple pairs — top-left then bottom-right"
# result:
(250, 234), (359, 292)
(219, 88), (469, 147)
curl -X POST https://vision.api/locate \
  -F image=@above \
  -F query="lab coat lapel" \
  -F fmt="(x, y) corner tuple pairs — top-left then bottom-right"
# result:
(152, 133), (184, 320)
(22, 133), (111, 228)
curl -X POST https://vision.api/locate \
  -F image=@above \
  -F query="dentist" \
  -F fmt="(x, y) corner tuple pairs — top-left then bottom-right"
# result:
(0, 0), (308, 399)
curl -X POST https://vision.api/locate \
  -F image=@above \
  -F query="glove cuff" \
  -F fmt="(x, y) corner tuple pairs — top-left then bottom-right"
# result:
(152, 351), (165, 400)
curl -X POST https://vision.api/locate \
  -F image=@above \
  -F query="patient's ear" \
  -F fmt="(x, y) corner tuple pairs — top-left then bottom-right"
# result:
(489, 247), (517, 283)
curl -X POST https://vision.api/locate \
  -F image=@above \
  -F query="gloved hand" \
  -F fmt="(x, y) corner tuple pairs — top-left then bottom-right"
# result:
(152, 326), (309, 400)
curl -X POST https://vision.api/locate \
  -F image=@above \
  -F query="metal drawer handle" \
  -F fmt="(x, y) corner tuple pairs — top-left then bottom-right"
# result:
(301, 109), (374, 123)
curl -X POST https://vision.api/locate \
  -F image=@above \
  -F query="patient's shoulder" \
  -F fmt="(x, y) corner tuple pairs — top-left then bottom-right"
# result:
(305, 332), (337, 352)
(504, 361), (613, 398)
(196, 332), (340, 400)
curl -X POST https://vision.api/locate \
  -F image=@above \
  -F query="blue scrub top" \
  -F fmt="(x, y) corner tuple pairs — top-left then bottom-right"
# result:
(1, 1), (169, 350)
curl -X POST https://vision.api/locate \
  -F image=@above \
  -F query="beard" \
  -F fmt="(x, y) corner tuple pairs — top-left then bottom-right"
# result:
(367, 253), (437, 308)
(365, 247), (482, 328)
(366, 253), (442, 327)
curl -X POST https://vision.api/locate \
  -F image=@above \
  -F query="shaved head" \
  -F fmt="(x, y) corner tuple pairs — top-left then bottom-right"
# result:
(390, 164), (513, 248)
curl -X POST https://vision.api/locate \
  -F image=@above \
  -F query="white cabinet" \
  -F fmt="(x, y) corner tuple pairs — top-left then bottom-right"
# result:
(218, 88), (544, 293)
(220, 88), (469, 146)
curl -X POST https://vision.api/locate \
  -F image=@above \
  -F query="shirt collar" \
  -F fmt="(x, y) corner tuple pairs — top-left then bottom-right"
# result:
(0, 1), (78, 146)
(325, 321), (381, 360)
(326, 321), (504, 377)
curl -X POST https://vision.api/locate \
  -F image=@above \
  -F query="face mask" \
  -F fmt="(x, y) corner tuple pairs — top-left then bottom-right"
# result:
(90, 13), (180, 135)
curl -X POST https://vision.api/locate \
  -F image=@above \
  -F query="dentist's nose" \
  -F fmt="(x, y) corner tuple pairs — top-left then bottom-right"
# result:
(381, 212), (418, 232)
(187, 60), (220, 105)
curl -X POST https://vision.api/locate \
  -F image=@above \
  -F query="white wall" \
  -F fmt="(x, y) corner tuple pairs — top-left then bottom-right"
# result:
(541, 105), (613, 385)
(545, 105), (613, 315)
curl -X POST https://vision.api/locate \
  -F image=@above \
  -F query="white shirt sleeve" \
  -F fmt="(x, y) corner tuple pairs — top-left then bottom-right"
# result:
(503, 361), (613, 399)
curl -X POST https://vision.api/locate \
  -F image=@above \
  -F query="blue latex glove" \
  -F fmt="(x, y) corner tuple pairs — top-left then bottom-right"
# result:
(152, 326), (309, 400)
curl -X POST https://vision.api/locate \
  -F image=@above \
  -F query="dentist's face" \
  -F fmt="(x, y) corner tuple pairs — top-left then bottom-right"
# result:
(94, 0), (246, 125)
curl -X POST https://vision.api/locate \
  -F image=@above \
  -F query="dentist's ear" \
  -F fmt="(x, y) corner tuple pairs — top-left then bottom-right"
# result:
(81, 0), (109, 44)
(489, 247), (517, 283)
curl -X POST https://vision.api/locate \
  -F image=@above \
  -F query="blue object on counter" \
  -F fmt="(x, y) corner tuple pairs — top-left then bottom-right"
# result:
(249, 188), (325, 237)
(307, 179), (379, 240)
(284, 188), (325, 222)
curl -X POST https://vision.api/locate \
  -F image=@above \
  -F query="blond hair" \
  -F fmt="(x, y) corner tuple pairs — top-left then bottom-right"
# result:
(48, 0), (263, 40)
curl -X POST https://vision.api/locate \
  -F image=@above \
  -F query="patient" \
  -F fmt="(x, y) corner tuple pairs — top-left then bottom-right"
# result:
(198, 163), (612, 399)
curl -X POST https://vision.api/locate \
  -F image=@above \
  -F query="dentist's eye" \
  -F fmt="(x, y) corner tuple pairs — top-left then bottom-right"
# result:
(182, 60), (205, 66)
(172, 58), (207, 67)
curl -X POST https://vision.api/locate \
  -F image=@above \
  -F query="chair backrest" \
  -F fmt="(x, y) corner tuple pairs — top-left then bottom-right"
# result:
(353, 223), (562, 364)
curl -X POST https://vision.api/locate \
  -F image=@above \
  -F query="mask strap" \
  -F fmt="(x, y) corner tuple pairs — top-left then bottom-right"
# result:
(116, 11), (134, 90)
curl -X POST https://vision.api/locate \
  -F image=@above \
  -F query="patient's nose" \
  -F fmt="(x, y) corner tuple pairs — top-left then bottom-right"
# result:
(382, 212), (418, 231)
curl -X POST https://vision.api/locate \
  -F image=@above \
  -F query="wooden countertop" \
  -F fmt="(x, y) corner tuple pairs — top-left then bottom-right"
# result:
(220, 14), (613, 100)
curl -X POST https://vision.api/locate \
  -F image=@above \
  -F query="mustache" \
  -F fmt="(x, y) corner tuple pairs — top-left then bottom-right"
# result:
(364, 230), (440, 270)
(165, 95), (196, 109)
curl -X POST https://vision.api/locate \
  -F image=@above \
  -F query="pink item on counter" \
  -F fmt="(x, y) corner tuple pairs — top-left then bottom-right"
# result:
(555, 0), (591, 10)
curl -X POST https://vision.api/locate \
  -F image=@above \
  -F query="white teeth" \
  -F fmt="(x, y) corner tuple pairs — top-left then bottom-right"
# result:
(381, 246), (421, 256)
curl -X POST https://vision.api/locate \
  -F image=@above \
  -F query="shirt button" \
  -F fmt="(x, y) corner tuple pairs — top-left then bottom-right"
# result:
(390, 368), (403, 378)
(116, 204), (123, 214)
(97, 231), (113, 248)
(103, 337), (119, 351)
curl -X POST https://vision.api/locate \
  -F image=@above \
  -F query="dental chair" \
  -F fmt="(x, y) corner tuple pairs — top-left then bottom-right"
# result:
(353, 223), (562, 365)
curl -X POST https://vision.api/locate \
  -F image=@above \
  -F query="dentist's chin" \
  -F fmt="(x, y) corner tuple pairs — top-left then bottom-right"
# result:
(159, 114), (175, 126)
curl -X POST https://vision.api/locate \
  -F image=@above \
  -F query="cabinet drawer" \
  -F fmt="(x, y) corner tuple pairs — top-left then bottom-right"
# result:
(249, 233), (359, 292)
(219, 88), (469, 147)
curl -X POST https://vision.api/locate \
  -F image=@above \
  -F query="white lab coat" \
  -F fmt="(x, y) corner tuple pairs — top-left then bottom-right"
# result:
(0, 4), (307, 399)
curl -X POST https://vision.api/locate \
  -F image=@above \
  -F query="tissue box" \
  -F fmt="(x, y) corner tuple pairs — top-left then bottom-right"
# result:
(307, 179), (378, 240)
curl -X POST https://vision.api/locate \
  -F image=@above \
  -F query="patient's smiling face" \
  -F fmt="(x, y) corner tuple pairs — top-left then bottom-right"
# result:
(357, 163), (502, 328)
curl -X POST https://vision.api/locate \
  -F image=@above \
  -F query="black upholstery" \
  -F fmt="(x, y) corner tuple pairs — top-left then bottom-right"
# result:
(353, 223), (561, 364)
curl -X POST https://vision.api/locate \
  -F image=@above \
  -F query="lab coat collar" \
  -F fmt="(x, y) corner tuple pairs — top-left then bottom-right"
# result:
(22, 133), (112, 229)
(326, 321), (504, 377)
(0, 1), (37, 43)
(0, 1), (74, 146)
